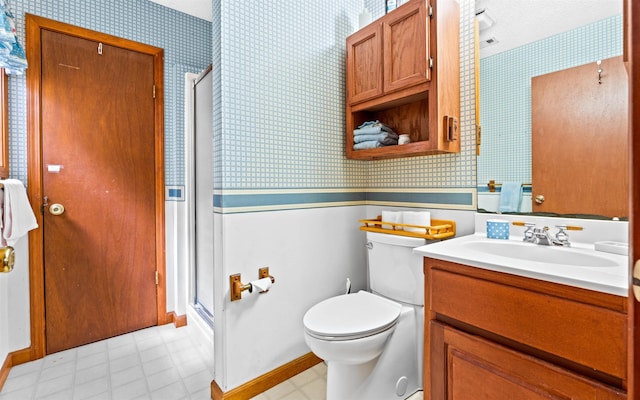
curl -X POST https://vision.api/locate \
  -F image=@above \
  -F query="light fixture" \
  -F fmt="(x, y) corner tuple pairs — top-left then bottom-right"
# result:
(475, 8), (495, 31)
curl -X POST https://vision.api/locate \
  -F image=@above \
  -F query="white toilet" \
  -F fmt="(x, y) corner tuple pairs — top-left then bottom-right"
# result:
(303, 231), (426, 400)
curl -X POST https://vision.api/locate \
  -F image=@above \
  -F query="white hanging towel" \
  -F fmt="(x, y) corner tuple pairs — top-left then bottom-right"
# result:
(0, 179), (38, 246)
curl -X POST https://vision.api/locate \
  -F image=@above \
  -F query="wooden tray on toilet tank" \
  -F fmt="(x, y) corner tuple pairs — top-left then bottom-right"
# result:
(359, 217), (456, 240)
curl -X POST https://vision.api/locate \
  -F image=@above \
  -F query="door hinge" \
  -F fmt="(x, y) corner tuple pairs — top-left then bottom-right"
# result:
(155, 271), (159, 285)
(429, 57), (434, 69)
(428, 4), (433, 17)
(152, 85), (156, 99)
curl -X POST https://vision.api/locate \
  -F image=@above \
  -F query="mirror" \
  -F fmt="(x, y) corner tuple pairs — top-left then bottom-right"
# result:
(476, 0), (625, 219)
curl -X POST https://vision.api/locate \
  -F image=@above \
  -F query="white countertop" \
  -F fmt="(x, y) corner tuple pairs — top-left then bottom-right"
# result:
(414, 233), (629, 297)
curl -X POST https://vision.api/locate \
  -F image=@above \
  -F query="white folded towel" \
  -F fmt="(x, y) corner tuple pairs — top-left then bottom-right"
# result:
(381, 210), (402, 230)
(1, 179), (38, 246)
(402, 211), (431, 234)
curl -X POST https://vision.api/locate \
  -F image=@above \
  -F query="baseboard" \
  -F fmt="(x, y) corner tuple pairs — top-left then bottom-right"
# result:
(0, 347), (33, 391)
(166, 312), (188, 328)
(210, 352), (323, 400)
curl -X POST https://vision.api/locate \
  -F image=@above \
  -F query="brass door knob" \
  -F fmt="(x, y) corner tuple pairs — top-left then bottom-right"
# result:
(0, 246), (15, 273)
(49, 203), (65, 215)
(535, 194), (545, 204)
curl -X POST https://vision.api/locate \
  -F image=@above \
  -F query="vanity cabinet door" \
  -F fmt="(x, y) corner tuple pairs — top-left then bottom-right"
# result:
(346, 22), (383, 105)
(431, 322), (626, 400)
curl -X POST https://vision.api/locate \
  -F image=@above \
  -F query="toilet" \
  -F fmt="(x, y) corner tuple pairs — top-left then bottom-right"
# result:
(303, 231), (426, 400)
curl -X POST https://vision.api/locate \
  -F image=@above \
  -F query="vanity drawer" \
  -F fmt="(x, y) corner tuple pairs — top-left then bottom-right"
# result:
(428, 261), (627, 381)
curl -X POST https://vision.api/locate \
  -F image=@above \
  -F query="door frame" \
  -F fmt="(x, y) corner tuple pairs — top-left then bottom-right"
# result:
(25, 14), (167, 359)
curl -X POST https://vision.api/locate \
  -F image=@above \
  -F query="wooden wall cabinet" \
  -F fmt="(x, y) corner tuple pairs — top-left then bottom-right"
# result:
(345, 0), (459, 160)
(425, 259), (627, 399)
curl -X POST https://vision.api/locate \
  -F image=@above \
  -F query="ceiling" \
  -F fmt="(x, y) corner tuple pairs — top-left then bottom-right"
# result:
(477, 0), (622, 58)
(146, 0), (621, 58)
(146, 0), (212, 21)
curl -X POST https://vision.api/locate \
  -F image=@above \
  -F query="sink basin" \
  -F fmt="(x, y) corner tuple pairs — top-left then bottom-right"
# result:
(462, 240), (619, 268)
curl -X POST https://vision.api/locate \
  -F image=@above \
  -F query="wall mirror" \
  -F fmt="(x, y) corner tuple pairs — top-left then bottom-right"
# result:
(476, 0), (625, 219)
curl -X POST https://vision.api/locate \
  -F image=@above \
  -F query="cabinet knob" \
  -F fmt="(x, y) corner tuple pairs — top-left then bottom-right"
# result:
(535, 194), (545, 204)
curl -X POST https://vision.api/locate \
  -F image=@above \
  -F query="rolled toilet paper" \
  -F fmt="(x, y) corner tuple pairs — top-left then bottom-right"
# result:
(251, 277), (273, 293)
(381, 210), (402, 230)
(402, 211), (431, 233)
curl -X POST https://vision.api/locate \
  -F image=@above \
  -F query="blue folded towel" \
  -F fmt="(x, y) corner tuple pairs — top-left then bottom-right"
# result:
(498, 182), (523, 213)
(353, 132), (399, 145)
(355, 120), (395, 135)
(353, 141), (382, 150)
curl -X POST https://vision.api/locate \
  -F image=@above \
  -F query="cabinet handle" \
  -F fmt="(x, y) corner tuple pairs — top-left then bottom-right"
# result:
(444, 116), (458, 142)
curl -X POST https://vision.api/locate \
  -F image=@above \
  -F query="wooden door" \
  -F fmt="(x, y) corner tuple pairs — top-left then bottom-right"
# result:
(383, 0), (429, 94)
(346, 22), (383, 105)
(531, 56), (628, 218)
(39, 28), (158, 353)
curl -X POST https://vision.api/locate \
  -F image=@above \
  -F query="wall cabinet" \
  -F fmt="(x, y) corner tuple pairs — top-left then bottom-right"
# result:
(425, 259), (627, 399)
(345, 0), (459, 160)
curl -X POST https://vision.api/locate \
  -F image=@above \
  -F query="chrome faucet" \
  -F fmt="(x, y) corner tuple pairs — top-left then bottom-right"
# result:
(521, 223), (573, 247)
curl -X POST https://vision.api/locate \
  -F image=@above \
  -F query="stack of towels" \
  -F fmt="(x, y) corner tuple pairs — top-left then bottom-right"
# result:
(353, 120), (398, 150)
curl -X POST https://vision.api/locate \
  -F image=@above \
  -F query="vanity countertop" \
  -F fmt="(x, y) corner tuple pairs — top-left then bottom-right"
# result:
(414, 233), (628, 296)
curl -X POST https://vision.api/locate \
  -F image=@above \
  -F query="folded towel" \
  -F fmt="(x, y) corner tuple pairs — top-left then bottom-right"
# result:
(355, 120), (395, 135)
(353, 140), (382, 150)
(498, 182), (523, 213)
(1, 179), (38, 246)
(353, 132), (399, 145)
(354, 125), (395, 135)
(402, 211), (431, 234)
(381, 210), (402, 230)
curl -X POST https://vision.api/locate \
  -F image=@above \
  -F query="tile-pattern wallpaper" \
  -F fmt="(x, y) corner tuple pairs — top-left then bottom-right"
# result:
(6, 0), (211, 185)
(213, 0), (476, 210)
(365, 0), (476, 189)
(478, 15), (622, 187)
(214, 0), (366, 190)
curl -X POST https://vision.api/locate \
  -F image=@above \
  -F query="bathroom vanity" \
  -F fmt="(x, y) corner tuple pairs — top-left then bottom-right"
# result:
(415, 217), (629, 399)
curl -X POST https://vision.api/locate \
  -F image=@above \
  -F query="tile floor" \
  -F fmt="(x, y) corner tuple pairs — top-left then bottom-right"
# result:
(0, 323), (424, 400)
(0, 324), (214, 400)
(250, 361), (424, 400)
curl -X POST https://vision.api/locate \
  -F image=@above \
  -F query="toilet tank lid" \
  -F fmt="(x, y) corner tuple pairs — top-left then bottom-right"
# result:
(366, 231), (426, 247)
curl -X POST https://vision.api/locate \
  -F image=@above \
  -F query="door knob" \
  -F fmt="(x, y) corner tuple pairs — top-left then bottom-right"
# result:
(0, 246), (14, 273)
(535, 194), (545, 204)
(49, 203), (65, 216)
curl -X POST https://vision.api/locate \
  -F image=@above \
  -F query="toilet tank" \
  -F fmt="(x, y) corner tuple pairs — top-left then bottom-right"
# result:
(366, 231), (427, 306)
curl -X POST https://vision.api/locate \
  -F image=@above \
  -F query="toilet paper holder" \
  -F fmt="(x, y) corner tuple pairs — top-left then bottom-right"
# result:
(230, 267), (275, 301)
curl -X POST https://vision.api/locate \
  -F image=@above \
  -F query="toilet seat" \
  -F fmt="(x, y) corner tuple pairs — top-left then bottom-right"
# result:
(303, 291), (402, 341)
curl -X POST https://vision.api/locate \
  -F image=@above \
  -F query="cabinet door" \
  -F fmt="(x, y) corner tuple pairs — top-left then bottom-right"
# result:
(346, 23), (383, 105)
(383, 0), (429, 94)
(430, 322), (626, 400)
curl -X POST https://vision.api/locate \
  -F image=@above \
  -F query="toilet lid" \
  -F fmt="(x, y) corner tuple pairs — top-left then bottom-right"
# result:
(303, 291), (402, 340)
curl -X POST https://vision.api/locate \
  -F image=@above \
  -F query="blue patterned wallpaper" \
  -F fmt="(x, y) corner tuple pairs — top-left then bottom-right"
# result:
(214, 0), (365, 191)
(6, 0), (212, 185)
(213, 0), (477, 212)
(478, 15), (622, 188)
(365, 0), (477, 190)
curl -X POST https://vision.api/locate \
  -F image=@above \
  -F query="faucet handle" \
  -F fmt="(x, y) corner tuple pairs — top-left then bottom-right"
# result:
(512, 221), (535, 227)
(555, 224), (583, 231)
(512, 221), (537, 242)
(553, 225), (579, 246)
